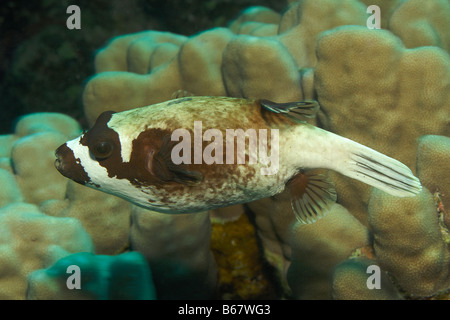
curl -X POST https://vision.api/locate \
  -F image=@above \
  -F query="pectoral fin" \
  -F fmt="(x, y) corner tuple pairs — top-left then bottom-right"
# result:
(287, 169), (337, 224)
(148, 135), (203, 186)
(260, 99), (319, 121)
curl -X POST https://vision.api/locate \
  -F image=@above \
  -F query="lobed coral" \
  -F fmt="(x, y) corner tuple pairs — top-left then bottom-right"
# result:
(315, 25), (450, 224)
(80, 0), (449, 299)
(331, 257), (404, 300)
(130, 206), (217, 299)
(82, 0), (376, 125)
(1, 0), (449, 299)
(368, 188), (450, 297)
(287, 203), (369, 299)
(27, 251), (156, 300)
(0, 113), (216, 299)
(330, 133), (450, 299)
(0, 202), (94, 299)
(0, 113), (131, 256)
(416, 135), (450, 228)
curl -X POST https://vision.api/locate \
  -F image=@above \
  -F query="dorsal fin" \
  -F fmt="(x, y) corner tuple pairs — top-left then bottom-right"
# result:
(288, 169), (337, 224)
(259, 99), (319, 122)
(148, 135), (203, 186)
(170, 90), (195, 99)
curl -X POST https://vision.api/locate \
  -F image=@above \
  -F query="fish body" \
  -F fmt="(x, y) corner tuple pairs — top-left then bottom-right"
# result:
(55, 96), (421, 223)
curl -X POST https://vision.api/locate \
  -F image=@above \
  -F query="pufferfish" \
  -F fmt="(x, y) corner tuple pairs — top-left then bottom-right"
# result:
(54, 96), (422, 224)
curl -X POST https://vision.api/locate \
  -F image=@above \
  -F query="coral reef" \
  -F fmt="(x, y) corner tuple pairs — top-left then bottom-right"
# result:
(0, 113), (216, 299)
(0, 202), (94, 299)
(80, 0), (449, 299)
(368, 188), (450, 297)
(27, 251), (155, 300)
(210, 205), (281, 299)
(130, 206), (217, 299)
(331, 257), (404, 300)
(330, 135), (450, 299)
(0, 0), (449, 299)
(1, 0), (285, 133)
(82, 0), (376, 125)
(0, 113), (131, 255)
(416, 135), (450, 229)
(315, 25), (450, 223)
(287, 204), (369, 299)
(387, 0), (450, 51)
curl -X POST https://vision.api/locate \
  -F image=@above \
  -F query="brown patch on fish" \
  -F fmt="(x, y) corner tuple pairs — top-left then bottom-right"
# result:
(54, 143), (91, 185)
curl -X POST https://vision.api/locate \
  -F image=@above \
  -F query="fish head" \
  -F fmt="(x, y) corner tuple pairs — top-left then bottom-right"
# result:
(54, 110), (203, 213)
(55, 110), (119, 187)
(54, 110), (166, 210)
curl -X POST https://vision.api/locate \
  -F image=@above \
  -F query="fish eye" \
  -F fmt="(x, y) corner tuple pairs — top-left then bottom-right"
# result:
(91, 141), (113, 160)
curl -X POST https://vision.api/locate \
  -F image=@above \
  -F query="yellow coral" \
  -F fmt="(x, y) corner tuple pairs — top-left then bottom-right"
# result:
(211, 209), (279, 299)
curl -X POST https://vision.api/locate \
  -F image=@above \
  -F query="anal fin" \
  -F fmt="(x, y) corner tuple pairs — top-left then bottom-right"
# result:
(288, 169), (337, 224)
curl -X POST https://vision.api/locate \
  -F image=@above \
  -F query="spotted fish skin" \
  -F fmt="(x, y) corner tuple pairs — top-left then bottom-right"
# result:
(55, 96), (421, 221)
(55, 97), (290, 213)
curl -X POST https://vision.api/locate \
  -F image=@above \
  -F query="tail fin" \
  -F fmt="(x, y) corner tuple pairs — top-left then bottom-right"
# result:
(338, 139), (422, 197)
(263, 101), (423, 197)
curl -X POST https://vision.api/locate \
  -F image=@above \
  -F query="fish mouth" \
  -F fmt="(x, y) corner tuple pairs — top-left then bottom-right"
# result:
(54, 143), (90, 185)
(54, 157), (61, 169)
(54, 152), (64, 173)
(54, 158), (63, 173)
(54, 144), (67, 174)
